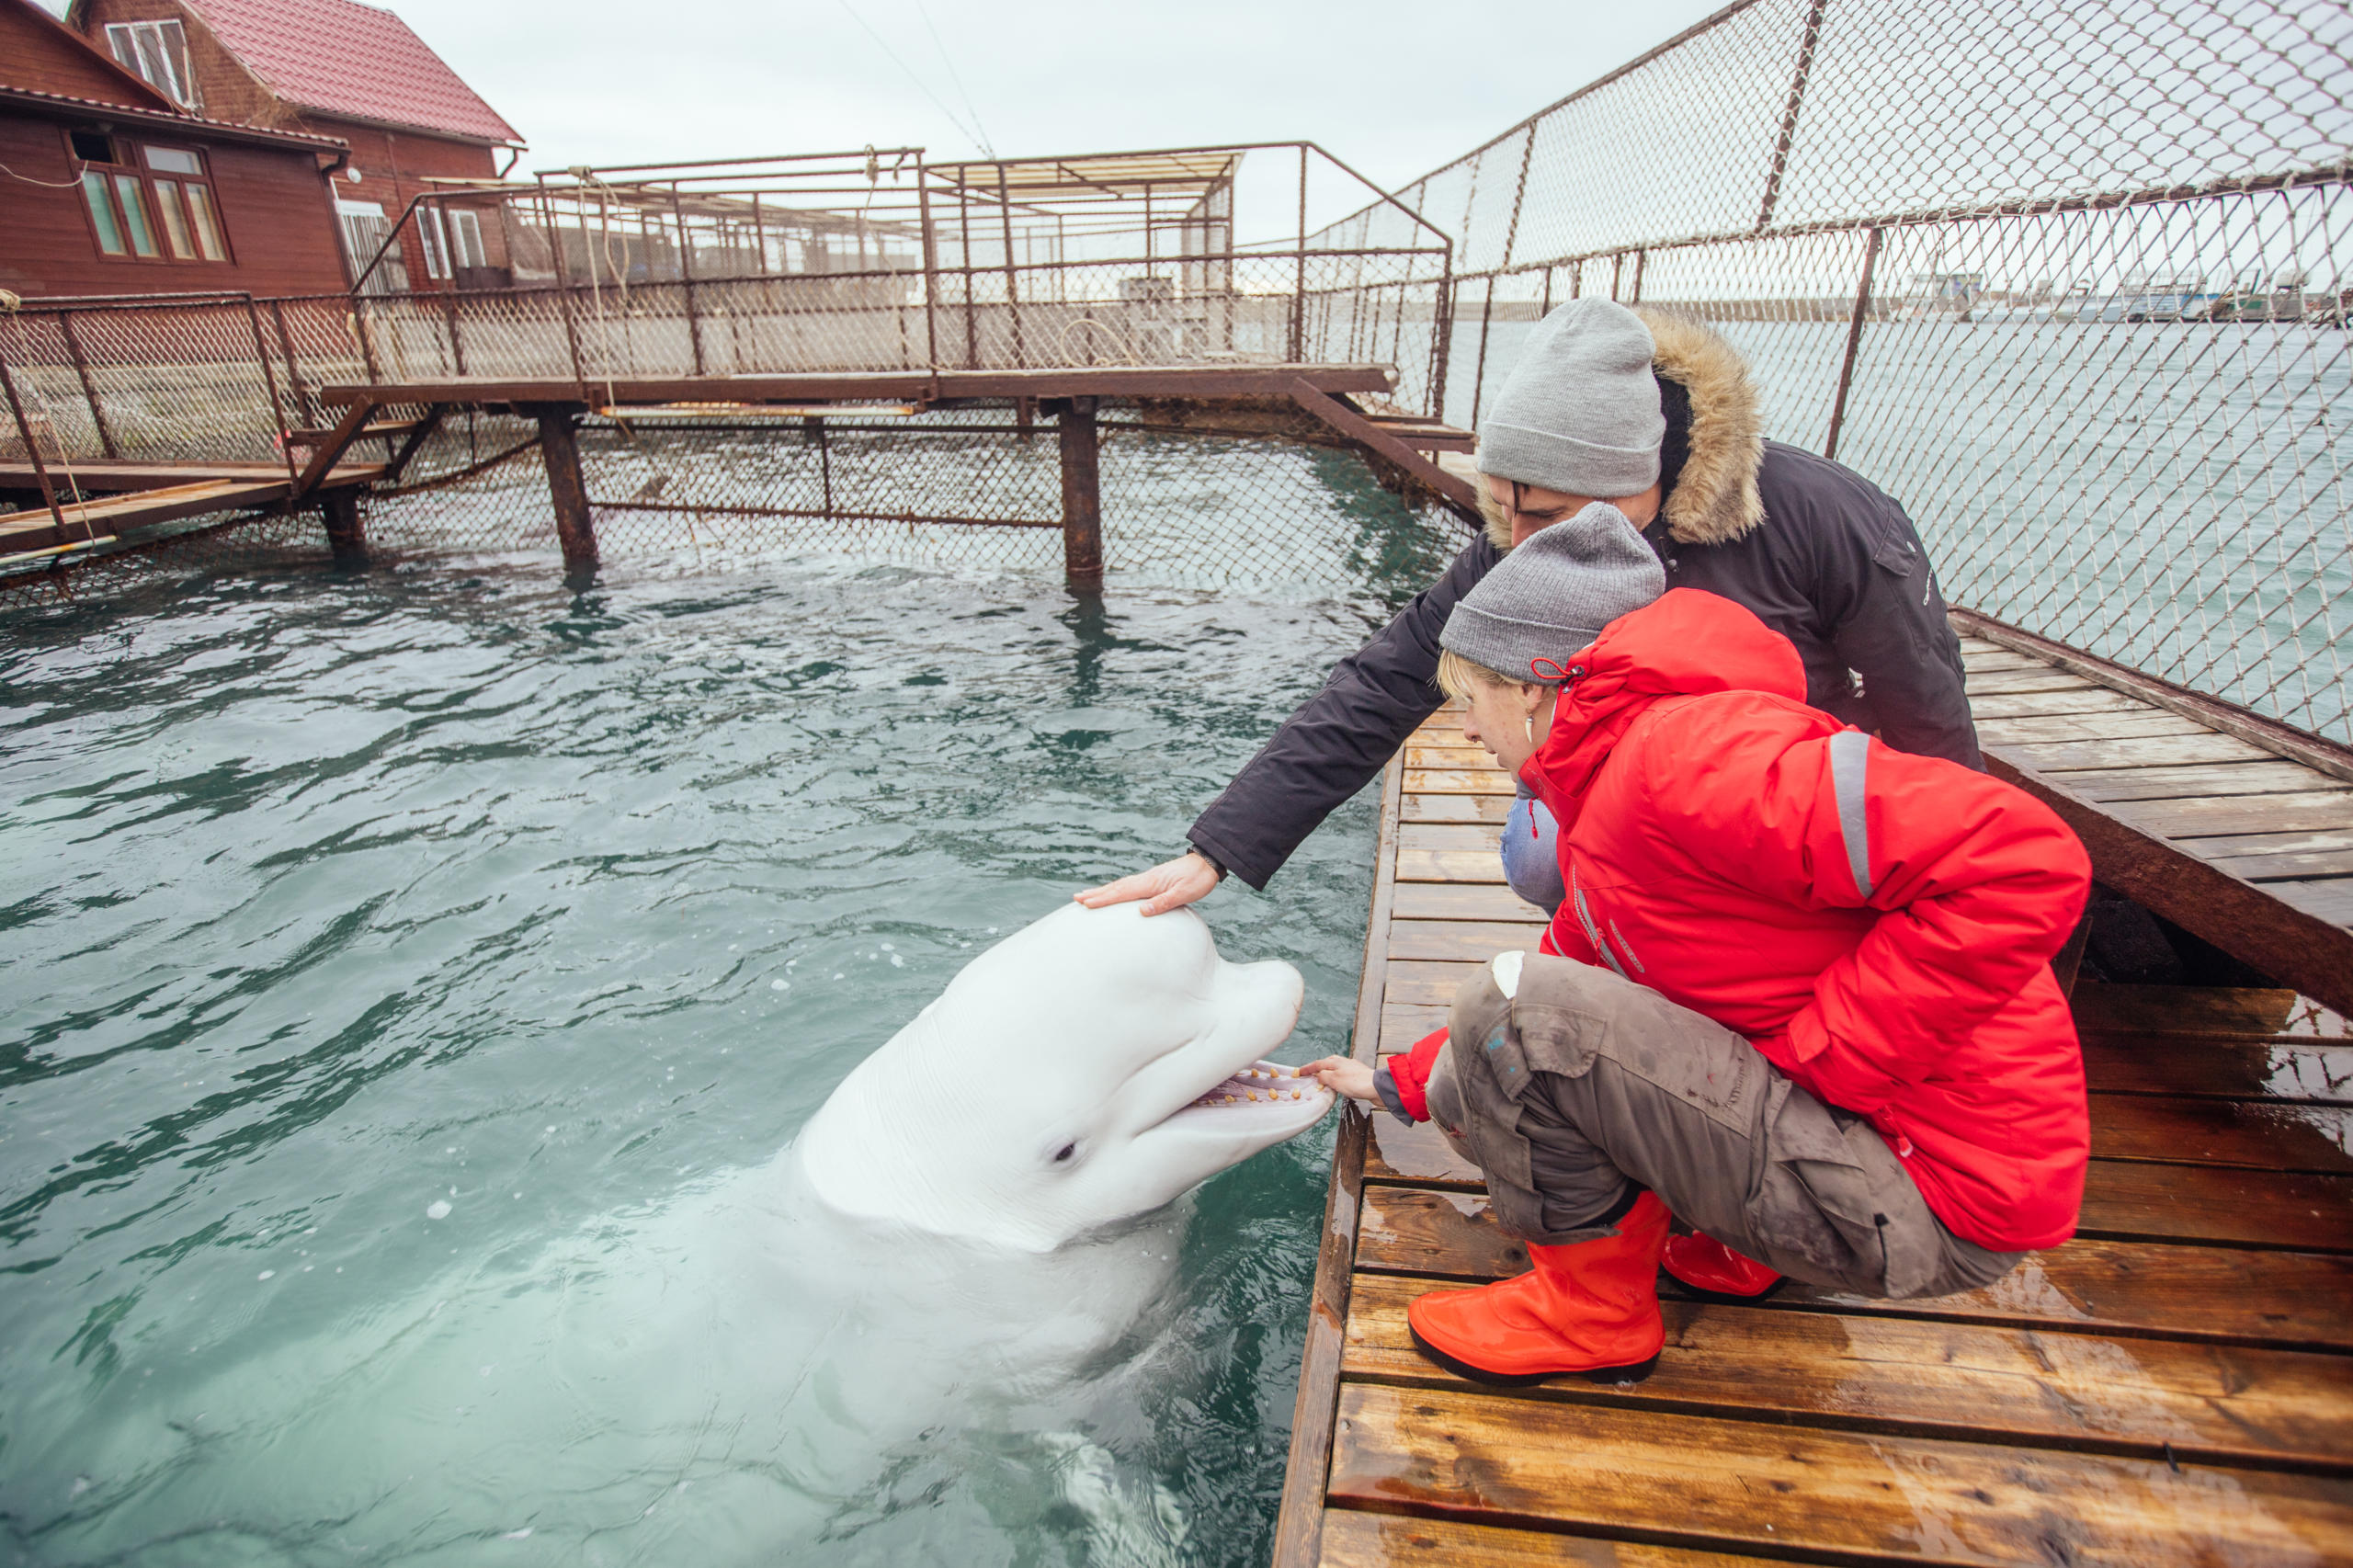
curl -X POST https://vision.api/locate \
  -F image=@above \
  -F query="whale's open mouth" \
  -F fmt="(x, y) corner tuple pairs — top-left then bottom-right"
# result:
(1154, 1059), (1333, 1136)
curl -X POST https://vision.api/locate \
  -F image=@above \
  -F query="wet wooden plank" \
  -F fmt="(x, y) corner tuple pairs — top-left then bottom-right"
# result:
(1384, 919), (1550, 962)
(2075, 984), (2330, 1039)
(1341, 1273), (2353, 1470)
(1400, 794), (1514, 824)
(1388, 882), (1549, 922)
(2055, 758), (2343, 802)
(1967, 687), (2169, 721)
(1355, 1184), (2353, 1348)
(1326, 1384), (2353, 1566)
(1995, 732), (2277, 772)
(2211, 846), (2353, 881)
(1404, 744), (1501, 772)
(2115, 790), (2353, 838)
(1398, 823), (1505, 854)
(1318, 1510), (1784, 1568)
(1394, 848), (1509, 884)
(1961, 667), (2110, 697)
(2275, 878), (2353, 932)
(1358, 1131), (2353, 1252)
(1386, 959), (1503, 1007)
(1976, 711), (2214, 745)
(2086, 1093), (2353, 1174)
(1381, 1003), (1450, 1051)
(1961, 645), (2046, 664)
(1402, 768), (1518, 797)
(2081, 1033), (2353, 1103)
(2075, 1161), (2353, 1252)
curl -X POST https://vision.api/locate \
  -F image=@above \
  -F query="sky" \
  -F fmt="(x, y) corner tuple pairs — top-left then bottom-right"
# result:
(51, 0), (1728, 203)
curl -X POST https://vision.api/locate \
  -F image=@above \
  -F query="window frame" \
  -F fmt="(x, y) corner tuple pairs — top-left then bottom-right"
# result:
(447, 207), (488, 272)
(103, 18), (200, 111)
(65, 131), (234, 268)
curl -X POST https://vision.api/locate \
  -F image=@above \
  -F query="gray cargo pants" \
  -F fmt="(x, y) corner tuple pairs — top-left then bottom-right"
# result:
(1423, 954), (2019, 1301)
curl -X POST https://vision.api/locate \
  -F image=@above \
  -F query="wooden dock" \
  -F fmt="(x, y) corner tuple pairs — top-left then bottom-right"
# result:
(0, 460), (384, 557)
(1276, 624), (2353, 1565)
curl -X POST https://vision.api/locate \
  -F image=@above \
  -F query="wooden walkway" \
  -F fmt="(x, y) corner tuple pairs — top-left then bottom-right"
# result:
(1276, 635), (2353, 1566)
(0, 461), (383, 556)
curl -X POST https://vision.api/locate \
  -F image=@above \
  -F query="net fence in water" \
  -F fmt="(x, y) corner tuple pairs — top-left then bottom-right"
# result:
(5, 4), (2350, 739)
(1321, 0), (2353, 741)
(361, 409), (1460, 594)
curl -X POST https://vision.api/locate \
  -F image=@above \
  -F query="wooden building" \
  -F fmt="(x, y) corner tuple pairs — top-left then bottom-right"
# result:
(65, 0), (526, 292)
(0, 0), (352, 300)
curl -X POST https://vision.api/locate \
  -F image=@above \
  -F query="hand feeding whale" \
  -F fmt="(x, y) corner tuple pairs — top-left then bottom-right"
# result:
(24, 902), (1334, 1564)
(794, 900), (1328, 1251)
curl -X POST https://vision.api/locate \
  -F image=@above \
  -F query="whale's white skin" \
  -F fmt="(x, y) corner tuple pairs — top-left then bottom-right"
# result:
(10, 903), (1328, 1564)
(797, 901), (1320, 1250)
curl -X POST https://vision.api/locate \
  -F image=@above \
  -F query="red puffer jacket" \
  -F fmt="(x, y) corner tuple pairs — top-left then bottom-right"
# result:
(1404, 589), (2090, 1251)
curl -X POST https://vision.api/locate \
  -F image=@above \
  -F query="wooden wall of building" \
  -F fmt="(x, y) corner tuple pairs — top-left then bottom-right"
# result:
(0, 109), (350, 300)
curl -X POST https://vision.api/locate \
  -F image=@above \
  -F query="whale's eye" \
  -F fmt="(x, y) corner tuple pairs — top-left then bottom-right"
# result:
(1052, 1142), (1076, 1164)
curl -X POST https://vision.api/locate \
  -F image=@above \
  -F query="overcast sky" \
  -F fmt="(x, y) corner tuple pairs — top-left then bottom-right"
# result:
(60, 0), (1728, 198)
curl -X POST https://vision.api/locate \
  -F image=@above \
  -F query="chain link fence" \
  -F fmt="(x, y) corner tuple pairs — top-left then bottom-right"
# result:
(1320, 0), (2353, 741)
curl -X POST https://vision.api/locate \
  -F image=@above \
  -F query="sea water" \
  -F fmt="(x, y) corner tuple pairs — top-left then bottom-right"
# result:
(0, 531), (1447, 1564)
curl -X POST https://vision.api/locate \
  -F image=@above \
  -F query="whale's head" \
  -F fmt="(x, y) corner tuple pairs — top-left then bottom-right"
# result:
(792, 903), (1324, 1251)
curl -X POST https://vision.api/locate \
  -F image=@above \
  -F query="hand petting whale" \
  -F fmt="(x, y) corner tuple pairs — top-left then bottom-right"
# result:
(794, 900), (1332, 1251)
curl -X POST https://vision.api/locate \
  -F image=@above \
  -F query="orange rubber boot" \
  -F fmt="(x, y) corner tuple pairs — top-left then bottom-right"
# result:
(1405, 1189), (1668, 1387)
(1660, 1231), (1783, 1301)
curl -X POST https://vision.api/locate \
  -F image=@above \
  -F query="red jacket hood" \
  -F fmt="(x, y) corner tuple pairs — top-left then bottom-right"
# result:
(1521, 589), (1808, 815)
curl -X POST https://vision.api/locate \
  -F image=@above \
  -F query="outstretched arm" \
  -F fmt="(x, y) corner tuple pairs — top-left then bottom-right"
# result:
(1077, 530), (1496, 910)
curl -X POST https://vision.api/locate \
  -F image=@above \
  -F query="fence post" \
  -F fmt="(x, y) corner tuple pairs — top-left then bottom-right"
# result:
(1057, 394), (1103, 590)
(1824, 225), (1882, 462)
(1470, 278), (1496, 429)
(956, 174), (980, 369)
(1290, 145), (1309, 362)
(1756, 0), (1831, 233)
(56, 312), (117, 460)
(269, 300), (320, 429)
(917, 164), (941, 370)
(996, 163), (1025, 368)
(527, 402), (598, 577)
(240, 295), (300, 489)
(321, 485), (367, 569)
(671, 187), (707, 376)
(0, 356), (74, 541)
(1429, 250), (1455, 424)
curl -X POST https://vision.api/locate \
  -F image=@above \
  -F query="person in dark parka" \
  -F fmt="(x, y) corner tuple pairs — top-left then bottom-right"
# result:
(1076, 299), (1978, 918)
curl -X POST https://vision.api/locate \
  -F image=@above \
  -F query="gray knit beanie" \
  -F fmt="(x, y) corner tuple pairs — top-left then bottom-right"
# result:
(1477, 299), (1664, 499)
(1440, 502), (1665, 682)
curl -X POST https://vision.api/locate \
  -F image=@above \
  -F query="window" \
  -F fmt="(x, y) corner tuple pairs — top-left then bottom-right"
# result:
(337, 199), (408, 295)
(415, 206), (449, 280)
(104, 19), (200, 110)
(448, 208), (488, 270)
(72, 137), (229, 264)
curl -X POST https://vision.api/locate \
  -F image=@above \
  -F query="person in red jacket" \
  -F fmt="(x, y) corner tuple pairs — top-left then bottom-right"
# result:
(1305, 504), (2090, 1387)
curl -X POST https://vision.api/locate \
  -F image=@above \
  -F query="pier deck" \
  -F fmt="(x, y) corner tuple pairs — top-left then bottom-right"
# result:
(1276, 627), (2353, 1566)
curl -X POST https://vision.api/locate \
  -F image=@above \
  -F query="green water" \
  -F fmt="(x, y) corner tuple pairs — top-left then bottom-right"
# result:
(0, 554), (1415, 1565)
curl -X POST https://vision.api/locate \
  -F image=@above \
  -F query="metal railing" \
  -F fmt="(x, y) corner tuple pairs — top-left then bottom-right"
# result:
(1312, 0), (2353, 742)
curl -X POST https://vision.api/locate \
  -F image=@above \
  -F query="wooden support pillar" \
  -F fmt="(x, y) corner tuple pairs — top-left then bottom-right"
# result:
(529, 403), (598, 576)
(320, 486), (367, 570)
(1056, 394), (1102, 590)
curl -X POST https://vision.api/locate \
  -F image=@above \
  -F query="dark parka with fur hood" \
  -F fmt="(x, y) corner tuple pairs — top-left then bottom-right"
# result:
(1188, 311), (1980, 891)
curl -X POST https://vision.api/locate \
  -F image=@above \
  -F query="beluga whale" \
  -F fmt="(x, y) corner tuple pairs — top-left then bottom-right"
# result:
(18, 901), (1336, 1564)
(795, 899), (1329, 1251)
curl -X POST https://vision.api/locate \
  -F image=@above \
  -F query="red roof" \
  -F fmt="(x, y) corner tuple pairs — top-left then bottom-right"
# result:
(180, 0), (521, 145)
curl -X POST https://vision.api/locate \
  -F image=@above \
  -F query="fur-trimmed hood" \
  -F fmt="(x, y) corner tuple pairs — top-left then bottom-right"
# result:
(1481, 308), (1764, 551)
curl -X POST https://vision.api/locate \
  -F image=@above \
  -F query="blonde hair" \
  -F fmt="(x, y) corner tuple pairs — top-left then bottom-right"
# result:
(1437, 646), (1533, 702)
